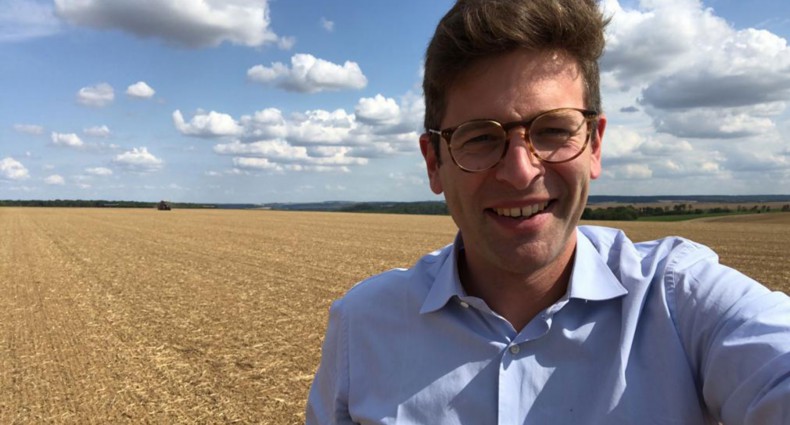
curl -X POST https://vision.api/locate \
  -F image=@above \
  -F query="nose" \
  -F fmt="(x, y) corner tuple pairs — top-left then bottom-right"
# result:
(494, 131), (543, 189)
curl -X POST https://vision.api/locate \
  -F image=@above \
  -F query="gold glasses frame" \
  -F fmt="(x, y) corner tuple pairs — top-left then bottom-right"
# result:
(428, 107), (599, 173)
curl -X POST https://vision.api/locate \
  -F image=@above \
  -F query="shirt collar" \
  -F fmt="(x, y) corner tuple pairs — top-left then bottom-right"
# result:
(419, 228), (628, 314)
(567, 228), (628, 301)
(420, 232), (467, 314)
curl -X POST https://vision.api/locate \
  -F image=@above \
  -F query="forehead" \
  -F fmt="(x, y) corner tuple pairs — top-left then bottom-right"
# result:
(444, 49), (585, 125)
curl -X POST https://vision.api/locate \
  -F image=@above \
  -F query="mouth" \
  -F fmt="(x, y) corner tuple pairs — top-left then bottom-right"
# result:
(491, 200), (552, 219)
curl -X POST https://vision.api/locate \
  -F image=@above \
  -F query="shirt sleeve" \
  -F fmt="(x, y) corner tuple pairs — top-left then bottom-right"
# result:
(665, 243), (790, 425)
(306, 299), (357, 425)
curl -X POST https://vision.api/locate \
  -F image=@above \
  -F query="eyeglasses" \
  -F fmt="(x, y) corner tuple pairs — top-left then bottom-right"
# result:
(428, 108), (598, 172)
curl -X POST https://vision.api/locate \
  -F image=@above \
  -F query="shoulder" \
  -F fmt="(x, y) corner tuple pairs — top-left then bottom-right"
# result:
(577, 224), (720, 281)
(579, 224), (715, 262)
(578, 224), (777, 323)
(334, 243), (453, 314)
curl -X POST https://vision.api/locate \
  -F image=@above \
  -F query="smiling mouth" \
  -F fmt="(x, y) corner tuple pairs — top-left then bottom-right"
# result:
(493, 201), (551, 219)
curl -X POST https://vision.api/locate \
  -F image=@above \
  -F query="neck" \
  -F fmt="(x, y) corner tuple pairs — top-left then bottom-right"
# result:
(459, 242), (576, 332)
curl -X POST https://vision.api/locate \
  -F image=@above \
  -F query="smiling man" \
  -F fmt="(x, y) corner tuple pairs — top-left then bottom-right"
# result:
(306, 1), (790, 424)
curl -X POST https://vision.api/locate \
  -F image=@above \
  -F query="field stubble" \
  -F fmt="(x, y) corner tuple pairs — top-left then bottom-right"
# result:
(0, 208), (787, 424)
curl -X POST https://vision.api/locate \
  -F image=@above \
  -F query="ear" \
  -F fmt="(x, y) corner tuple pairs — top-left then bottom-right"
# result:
(419, 133), (444, 194)
(589, 114), (606, 180)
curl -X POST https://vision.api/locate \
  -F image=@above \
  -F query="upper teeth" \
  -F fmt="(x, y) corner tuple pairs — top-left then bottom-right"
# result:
(495, 202), (548, 218)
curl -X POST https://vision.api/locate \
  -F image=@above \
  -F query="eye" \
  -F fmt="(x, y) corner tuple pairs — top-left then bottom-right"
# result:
(452, 122), (505, 150)
(463, 133), (499, 145)
(534, 127), (573, 140)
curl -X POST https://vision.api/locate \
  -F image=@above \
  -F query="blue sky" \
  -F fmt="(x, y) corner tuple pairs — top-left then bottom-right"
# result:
(1, 0), (789, 203)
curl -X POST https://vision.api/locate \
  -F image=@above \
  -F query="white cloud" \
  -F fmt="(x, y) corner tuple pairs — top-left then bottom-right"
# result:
(51, 132), (84, 148)
(639, 138), (694, 157)
(247, 53), (367, 93)
(126, 81), (155, 98)
(602, 0), (790, 141)
(601, 125), (644, 160)
(173, 110), (244, 137)
(84, 125), (111, 137)
(13, 123), (44, 135)
(215, 140), (368, 168)
(355, 94), (401, 125)
(232, 157), (281, 171)
(0, 157), (30, 180)
(77, 82), (114, 107)
(113, 147), (163, 171)
(173, 90), (423, 174)
(652, 107), (778, 139)
(54, 0), (282, 48)
(0, 0), (61, 42)
(85, 167), (113, 176)
(238, 108), (288, 141)
(320, 17), (334, 32)
(288, 109), (355, 145)
(44, 174), (65, 185)
(594, 0), (790, 191)
(611, 164), (653, 180)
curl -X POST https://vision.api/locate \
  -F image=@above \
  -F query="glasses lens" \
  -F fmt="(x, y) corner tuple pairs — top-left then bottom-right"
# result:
(529, 109), (589, 162)
(450, 121), (507, 171)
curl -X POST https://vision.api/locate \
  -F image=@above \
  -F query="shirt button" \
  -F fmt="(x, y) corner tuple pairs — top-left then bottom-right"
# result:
(509, 345), (520, 354)
(459, 301), (470, 308)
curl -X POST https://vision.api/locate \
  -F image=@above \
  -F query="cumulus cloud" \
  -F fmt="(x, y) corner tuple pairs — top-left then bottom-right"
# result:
(126, 81), (155, 98)
(604, 164), (653, 180)
(642, 70), (790, 110)
(44, 174), (65, 185)
(601, 126), (645, 161)
(85, 167), (113, 176)
(77, 82), (114, 107)
(232, 157), (283, 171)
(215, 140), (367, 166)
(84, 125), (111, 137)
(355, 94), (401, 125)
(602, 0), (790, 141)
(0, 157), (30, 180)
(174, 89), (424, 173)
(0, 0), (61, 42)
(113, 147), (163, 171)
(173, 110), (244, 137)
(652, 107), (777, 139)
(593, 0), (790, 193)
(243, 108), (288, 135)
(51, 132), (84, 148)
(247, 53), (367, 93)
(54, 0), (282, 48)
(13, 123), (44, 135)
(288, 109), (355, 145)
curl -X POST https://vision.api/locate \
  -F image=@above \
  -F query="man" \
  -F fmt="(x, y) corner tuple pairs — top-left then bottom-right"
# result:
(306, 0), (790, 423)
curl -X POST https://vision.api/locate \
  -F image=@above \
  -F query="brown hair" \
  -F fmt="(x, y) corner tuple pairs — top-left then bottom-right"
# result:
(423, 0), (609, 157)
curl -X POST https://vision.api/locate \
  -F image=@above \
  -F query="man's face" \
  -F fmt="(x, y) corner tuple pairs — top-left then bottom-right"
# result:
(420, 48), (605, 281)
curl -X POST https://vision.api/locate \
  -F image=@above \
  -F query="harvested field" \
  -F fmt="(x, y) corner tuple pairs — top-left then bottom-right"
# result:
(0, 207), (787, 424)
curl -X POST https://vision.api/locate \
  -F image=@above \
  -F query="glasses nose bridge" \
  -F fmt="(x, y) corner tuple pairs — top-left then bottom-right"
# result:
(500, 120), (536, 153)
(499, 123), (542, 170)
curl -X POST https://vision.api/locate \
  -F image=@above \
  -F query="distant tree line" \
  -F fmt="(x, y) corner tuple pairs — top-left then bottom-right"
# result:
(583, 204), (788, 221)
(0, 199), (217, 209)
(340, 201), (448, 215)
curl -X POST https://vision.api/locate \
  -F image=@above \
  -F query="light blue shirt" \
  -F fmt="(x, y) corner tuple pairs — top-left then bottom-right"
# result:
(306, 226), (790, 424)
